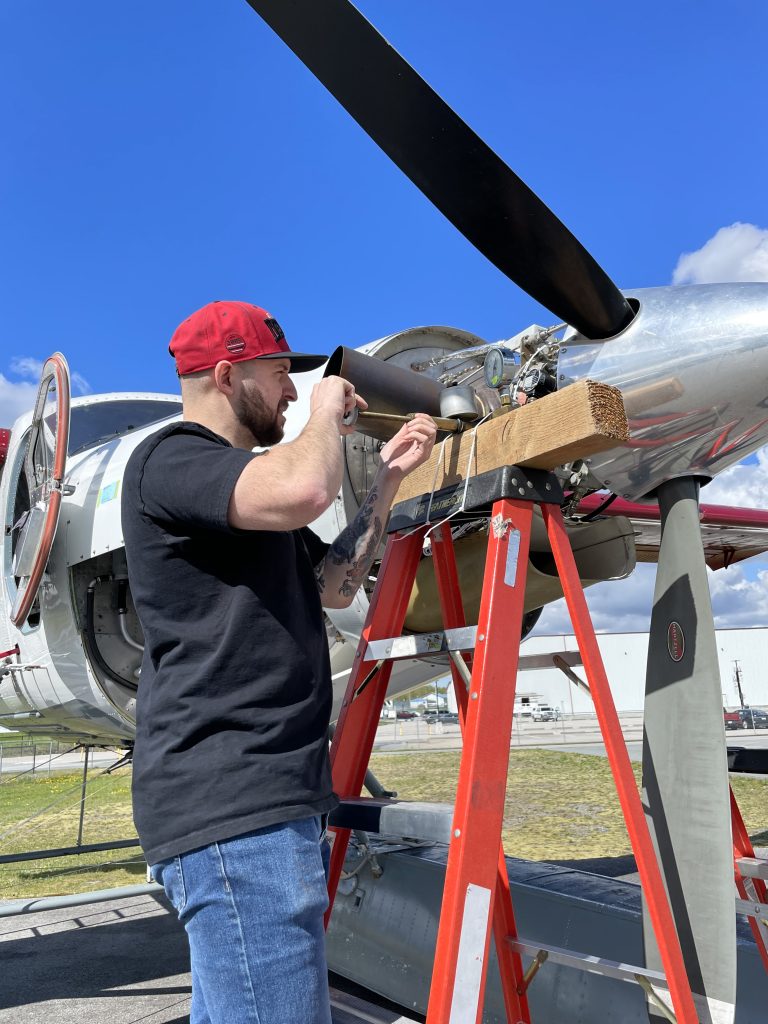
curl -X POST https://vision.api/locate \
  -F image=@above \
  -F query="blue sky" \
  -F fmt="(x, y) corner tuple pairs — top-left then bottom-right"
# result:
(2, 1), (766, 396)
(2, 1), (768, 629)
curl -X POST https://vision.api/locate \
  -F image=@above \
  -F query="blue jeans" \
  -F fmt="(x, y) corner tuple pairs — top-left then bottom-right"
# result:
(151, 816), (332, 1024)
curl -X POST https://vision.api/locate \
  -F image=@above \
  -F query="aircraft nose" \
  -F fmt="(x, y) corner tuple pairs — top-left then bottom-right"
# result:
(557, 282), (768, 501)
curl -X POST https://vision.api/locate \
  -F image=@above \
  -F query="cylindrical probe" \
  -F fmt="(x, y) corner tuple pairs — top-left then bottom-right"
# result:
(342, 408), (465, 433)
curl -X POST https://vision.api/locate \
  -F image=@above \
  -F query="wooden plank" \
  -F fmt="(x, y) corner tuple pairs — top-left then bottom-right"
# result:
(395, 379), (627, 503)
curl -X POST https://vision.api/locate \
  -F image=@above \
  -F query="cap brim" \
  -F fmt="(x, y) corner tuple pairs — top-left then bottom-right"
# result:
(257, 352), (328, 372)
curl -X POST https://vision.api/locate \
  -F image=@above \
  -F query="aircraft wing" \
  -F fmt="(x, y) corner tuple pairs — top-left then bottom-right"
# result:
(577, 495), (768, 570)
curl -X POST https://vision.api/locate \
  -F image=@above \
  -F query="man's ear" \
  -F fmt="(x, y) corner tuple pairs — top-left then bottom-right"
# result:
(213, 360), (235, 395)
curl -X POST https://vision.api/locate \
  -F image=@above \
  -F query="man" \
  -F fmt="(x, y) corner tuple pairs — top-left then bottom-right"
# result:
(121, 300), (436, 1024)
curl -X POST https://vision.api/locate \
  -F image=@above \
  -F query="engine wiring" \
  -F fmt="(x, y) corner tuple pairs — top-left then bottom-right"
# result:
(578, 492), (619, 522)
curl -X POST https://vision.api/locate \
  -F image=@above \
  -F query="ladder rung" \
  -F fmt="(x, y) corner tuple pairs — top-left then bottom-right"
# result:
(736, 895), (768, 922)
(329, 797), (454, 845)
(736, 856), (768, 880)
(365, 627), (477, 661)
(520, 649), (583, 671)
(506, 936), (669, 988)
(364, 627), (584, 670)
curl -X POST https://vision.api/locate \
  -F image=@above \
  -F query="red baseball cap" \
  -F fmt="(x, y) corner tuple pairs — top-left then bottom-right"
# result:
(169, 300), (327, 376)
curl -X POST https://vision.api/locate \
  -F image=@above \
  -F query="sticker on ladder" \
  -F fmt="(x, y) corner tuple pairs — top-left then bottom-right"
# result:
(448, 883), (492, 1024)
(504, 529), (521, 588)
(490, 512), (510, 539)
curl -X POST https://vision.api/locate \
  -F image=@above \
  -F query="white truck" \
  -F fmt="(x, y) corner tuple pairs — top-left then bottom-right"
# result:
(531, 703), (561, 722)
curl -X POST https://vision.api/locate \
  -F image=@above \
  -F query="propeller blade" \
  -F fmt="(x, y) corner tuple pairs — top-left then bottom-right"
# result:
(243, 0), (634, 340)
(641, 478), (735, 1024)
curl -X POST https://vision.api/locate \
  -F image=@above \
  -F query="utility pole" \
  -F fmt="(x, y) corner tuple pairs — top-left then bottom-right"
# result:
(733, 660), (745, 709)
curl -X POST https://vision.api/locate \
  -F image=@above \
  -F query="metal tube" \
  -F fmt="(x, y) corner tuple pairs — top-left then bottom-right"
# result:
(119, 610), (144, 652)
(517, 949), (549, 995)
(352, 410), (464, 433)
(634, 975), (678, 1024)
(0, 882), (163, 918)
(76, 746), (89, 847)
(362, 767), (396, 800)
(410, 340), (509, 372)
(0, 838), (141, 865)
(448, 650), (472, 689)
(325, 346), (444, 417)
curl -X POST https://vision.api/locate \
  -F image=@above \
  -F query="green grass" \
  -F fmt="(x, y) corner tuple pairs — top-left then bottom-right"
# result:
(0, 767), (143, 899)
(0, 751), (765, 898)
(369, 749), (768, 861)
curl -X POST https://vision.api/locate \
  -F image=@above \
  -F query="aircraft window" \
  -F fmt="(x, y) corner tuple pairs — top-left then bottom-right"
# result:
(47, 400), (181, 456)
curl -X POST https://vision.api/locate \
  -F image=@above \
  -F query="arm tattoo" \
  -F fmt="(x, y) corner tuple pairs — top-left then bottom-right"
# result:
(338, 524), (382, 596)
(327, 487), (384, 598)
(329, 487), (378, 564)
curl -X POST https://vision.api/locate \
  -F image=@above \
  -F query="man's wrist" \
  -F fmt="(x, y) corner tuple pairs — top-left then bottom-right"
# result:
(373, 461), (405, 496)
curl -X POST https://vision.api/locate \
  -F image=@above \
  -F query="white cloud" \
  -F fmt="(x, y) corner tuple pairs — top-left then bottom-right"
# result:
(700, 450), (768, 508)
(1, 357), (92, 430)
(710, 562), (768, 627)
(70, 371), (92, 396)
(672, 222), (768, 285)
(533, 563), (657, 635)
(0, 373), (39, 429)
(9, 357), (44, 379)
(533, 547), (768, 636)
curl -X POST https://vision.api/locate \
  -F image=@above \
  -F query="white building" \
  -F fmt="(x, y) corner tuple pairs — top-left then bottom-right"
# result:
(512, 627), (768, 716)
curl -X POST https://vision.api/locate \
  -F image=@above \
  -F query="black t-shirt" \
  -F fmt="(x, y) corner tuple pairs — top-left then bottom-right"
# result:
(121, 422), (338, 865)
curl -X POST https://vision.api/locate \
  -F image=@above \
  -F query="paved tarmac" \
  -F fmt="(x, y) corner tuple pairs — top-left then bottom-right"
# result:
(371, 711), (646, 753)
(0, 893), (414, 1024)
(0, 891), (191, 1024)
(373, 715), (768, 765)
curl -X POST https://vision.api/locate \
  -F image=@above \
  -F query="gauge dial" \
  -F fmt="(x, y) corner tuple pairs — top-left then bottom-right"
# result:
(483, 348), (517, 388)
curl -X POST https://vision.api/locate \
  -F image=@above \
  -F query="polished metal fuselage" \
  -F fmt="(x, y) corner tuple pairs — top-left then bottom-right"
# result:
(558, 283), (768, 501)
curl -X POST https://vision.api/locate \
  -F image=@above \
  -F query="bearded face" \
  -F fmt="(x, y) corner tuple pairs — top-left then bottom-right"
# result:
(234, 378), (286, 447)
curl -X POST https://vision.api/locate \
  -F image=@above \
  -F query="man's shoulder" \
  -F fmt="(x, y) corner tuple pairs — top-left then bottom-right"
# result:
(125, 422), (228, 477)
(122, 423), (231, 520)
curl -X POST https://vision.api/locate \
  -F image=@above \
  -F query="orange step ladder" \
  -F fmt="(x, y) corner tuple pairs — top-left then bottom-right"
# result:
(325, 464), (700, 1024)
(731, 788), (768, 973)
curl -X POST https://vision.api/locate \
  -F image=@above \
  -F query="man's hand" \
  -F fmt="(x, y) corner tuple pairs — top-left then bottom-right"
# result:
(310, 376), (368, 435)
(378, 413), (437, 479)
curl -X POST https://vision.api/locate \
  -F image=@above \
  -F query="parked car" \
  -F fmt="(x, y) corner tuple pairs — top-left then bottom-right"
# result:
(425, 711), (459, 725)
(723, 708), (741, 730)
(736, 707), (768, 729)
(395, 709), (417, 719)
(531, 704), (561, 722)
